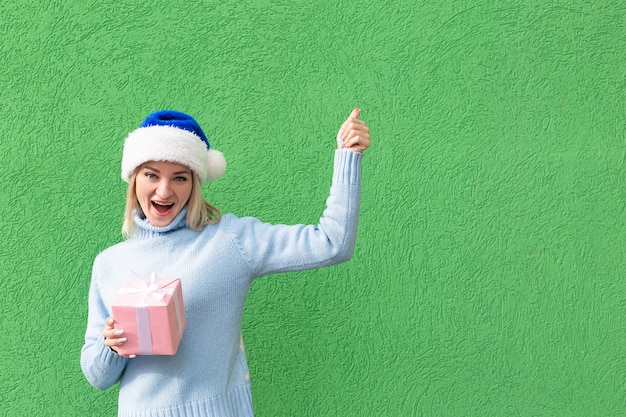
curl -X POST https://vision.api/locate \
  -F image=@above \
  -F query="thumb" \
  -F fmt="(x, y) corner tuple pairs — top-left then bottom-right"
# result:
(350, 108), (361, 119)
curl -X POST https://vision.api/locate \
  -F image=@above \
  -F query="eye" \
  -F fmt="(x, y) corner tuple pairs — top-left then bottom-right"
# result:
(174, 176), (189, 182)
(144, 172), (158, 179)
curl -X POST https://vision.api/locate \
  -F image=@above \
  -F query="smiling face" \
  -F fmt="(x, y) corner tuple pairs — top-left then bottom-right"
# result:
(135, 161), (194, 228)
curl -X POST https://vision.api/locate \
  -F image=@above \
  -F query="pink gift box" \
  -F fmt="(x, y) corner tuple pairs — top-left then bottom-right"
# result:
(111, 273), (186, 356)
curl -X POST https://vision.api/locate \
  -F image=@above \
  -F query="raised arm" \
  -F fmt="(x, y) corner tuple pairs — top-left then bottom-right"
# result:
(225, 109), (371, 277)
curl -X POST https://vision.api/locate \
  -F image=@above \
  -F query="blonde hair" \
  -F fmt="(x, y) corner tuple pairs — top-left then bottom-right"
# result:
(122, 170), (221, 239)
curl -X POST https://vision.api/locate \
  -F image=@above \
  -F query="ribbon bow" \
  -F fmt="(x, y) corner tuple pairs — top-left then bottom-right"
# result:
(119, 272), (175, 304)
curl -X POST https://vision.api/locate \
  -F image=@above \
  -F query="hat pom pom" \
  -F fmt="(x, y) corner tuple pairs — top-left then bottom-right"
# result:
(206, 149), (226, 181)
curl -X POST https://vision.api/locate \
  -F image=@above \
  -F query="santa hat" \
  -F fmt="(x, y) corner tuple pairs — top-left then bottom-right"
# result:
(121, 110), (226, 184)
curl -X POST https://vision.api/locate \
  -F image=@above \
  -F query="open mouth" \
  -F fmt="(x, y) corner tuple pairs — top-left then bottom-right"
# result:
(152, 201), (175, 214)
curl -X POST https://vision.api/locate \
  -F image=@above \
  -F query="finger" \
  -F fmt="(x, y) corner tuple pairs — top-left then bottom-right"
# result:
(114, 337), (128, 346)
(339, 109), (362, 138)
(346, 136), (370, 148)
(338, 120), (349, 141)
(104, 335), (128, 347)
(343, 125), (370, 142)
(340, 121), (368, 144)
(103, 339), (136, 358)
(103, 328), (125, 339)
(345, 119), (368, 131)
(103, 317), (124, 337)
(344, 127), (371, 150)
(347, 126), (369, 139)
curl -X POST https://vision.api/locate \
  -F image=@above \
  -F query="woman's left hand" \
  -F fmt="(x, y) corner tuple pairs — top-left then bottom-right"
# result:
(337, 108), (370, 153)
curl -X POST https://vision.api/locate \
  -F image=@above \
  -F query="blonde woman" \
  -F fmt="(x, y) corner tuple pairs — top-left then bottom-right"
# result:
(81, 109), (370, 417)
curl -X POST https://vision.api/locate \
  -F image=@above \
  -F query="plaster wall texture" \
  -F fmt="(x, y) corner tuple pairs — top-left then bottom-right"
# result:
(2, 1), (624, 416)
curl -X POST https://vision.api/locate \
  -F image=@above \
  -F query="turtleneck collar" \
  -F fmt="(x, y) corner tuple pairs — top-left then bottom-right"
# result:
(132, 206), (188, 239)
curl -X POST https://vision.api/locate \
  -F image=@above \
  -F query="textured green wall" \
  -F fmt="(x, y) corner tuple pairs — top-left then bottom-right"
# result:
(2, 1), (625, 416)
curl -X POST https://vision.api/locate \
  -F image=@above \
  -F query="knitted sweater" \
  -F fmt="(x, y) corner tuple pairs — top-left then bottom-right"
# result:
(80, 150), (362, 417)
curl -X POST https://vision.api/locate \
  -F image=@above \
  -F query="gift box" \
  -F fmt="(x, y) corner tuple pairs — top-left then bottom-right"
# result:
(111, 272), (186, 356)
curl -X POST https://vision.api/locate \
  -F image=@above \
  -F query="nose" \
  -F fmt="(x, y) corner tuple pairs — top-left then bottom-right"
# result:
(156, 179), (173, 199)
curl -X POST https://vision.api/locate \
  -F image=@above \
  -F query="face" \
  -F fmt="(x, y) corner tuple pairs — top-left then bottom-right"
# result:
(135, 161), (193, 228)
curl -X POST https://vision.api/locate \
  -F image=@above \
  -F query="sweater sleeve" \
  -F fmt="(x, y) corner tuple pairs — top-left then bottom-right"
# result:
(80, 262), (128, 390)
(226, 149), (362, 277)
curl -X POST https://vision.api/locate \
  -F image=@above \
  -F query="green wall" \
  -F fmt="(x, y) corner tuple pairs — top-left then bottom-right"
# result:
(2, 1), (624, 416)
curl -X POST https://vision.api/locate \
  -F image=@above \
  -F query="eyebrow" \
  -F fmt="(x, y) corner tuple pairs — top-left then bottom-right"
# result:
(143, 165), (192, 176)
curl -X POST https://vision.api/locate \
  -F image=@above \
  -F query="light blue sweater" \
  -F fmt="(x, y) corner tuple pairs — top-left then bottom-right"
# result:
(81, 150), (362, 417)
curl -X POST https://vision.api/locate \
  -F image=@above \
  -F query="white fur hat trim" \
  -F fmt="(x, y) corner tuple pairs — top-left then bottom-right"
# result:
(121, 125), (226, 184)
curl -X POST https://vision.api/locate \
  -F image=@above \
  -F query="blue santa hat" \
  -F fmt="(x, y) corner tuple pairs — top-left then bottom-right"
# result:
(121, 110), (226, 184)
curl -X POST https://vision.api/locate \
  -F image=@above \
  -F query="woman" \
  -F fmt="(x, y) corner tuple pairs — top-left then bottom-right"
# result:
(80, 108), (370, 417)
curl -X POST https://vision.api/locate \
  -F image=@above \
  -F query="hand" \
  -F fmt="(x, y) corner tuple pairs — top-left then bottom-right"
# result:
(337, 108), (370, 153)
(102, 317), (136, 359)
